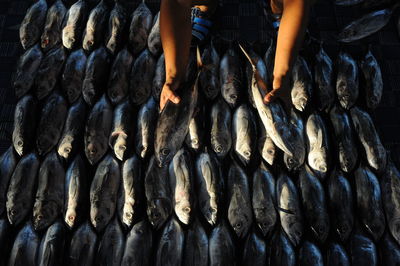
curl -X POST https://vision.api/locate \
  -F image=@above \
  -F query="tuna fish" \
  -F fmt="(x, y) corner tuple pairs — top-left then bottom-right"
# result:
(220, 48), (242, 108)
(242, 230), (267, 266)
(360, 48), (383, 109)
(37, 220), (66, 266)
(298, 241), (324, 266)
(263, 39), (275, 88)
(41, 0), (67, 52)
(68, 221), (97, 266)
(258, 120), (276, 166)
(95, 218), (125, 266)
(183, 219), (209, 266)
(245, 48), (268, 109)
(199, 41), (220, 100)
(61, 49), (87, 104)
(128, 2), (153, 55)
(284, 109), (306, 171)
(105, 1), (127, 54)
(8, 222), (40, 266)
(314, 44), (335, 112)
(156, 217), (184, 266)
(82, 0), (109, 53)
(270, 231), (296, 266)
(19, 0), (48, 49)
(62, 0), (88, 49)
(121, 220), (153, 266)
(291, 56), (313, 112)
(185, 106), (205, 152)
(152, 53), (166, 101)
(135, 97), (158, 159)
(148, 12), (161, 56)
(0, 147), (17, 217)
(209, 221), (236, 266)
(210, 98), (232, 158)
(336, 51), (359, 109)
(326, 242), (350, 266)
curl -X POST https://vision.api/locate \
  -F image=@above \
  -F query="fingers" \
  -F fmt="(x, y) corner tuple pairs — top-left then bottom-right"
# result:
(160, 85), (181, 111)
(264, 88), (281, 104)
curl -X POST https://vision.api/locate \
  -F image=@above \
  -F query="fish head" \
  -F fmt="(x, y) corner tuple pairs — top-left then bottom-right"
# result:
(221, 84), (239, 108)
(310, 218), (329, 243)
(112, 134), (128, 161)
(228, 208), (251, 239)
(288, 221), (303, 246)
(284, 153), (301, 171)
(6, 200), (26, 226)
(106, 38), (117, 54)
(83, 35), (95, 52)
(336, 220), (352, 242)
(62, 26), (76, 49)
(212, 137), (230, 158)
(20, 24), (39, 49)
(65, 208), (78, 229)
(291, 86), (308, 111)
(122, 204), (135, 228)
(13, 136), (25, 156)
(308, 151), (328, 174)
(261, 140), (276, 165)
(33, 201), (57, 231)
(155, 147), (173, 168)
(366, 144), (386, 172)
(254, 208), (274, 236)
(90, 204), (111, 232)
(146, 199), (171, 230)
(175, 202), (191, 225)
(237, 147), (252, 166)
(58, 136), (74, 160)
(338, 146), (356, 173)
(205, 206), (218, 226)
(37, 127), (58, 155)
(85, 141), (103, 165)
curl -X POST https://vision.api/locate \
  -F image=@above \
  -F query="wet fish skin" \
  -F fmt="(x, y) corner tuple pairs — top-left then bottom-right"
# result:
(284, 109), (306, 171)
(298, 241), (323, 266)
(90, 154), (120, 232)
(291, 56), (313, 112)
(209, 221), (236, 266)
(314, 44), (335, 112)
(107, 47), (133, 105)
(380, 233), (400, 266)
(336, 51), (359, 110)
(105, 1), (127, 54)
(121, 220), (153, 266)
(37, 220), (66, 266)
(6, 153), (39, 226)
(156, 217), (184, 266)
(329, 105), (358, 173)
(84, 95), (113, 165)
(128, 2), (153, 55)
(135, 97), (158, 159)
(258, 119), (276, 166)
(36, 91), (68, 156)
(61, 49), (87, 104)
(148, 12), (162, 56)
(185, 106), (205, 152)
(326, 242), (350, 266)
(350, 106), (387, 173)
(210, 98), (232, 158)
(57, 98), (88, 161)
(360, 49), (383, 109)
(14, 44), (43, 98)
(19, 0), (47, 50)
(82, 0), (109, 53)
(41, 0), (67, 52)
(152, 53), (166, 101)
(245, 48), (268, 109)
(220, 48), (242, 108)
(242, 230), (267, 266)
(350, 233), (378, 266)
(62, 0), (88, 50)
(145, 156), (172, 229)
(199, 42), (220, 100)
(95, 218), (125, 266)
(271, 231), (296, 266)
(82, 46), (111, 106)
(183, 219), (209, 266)
(68, 221), (97, 266)
(8, 222), (40, 266)
(0, 147), (18, 217)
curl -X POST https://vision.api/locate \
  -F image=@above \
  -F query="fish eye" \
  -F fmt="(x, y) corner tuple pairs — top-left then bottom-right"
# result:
(119, 145), (126, 151)
(17, 140), (23, 147)
(125, 212), (132, 218)
(210, 207), (217, 213)
(236, 222), (242, 229)
(288, 158), (294, 164)
(262, 222), (268, 228)
(37, 215), (43, 220)
(161, 148), (170, 156)
(183, 207), (191, 213)
(87, 40), (94, 46)
(267, 149), (274, 155)
(111, 91), (117, 98)
(68, 216), (75, 221)
(11, 210), (17, 215)
(215, 145), (222, 153)
(95, 216), (102, 222)
(153, 213), (160, 219)
(90, 148), (97, 155)
(64, 147), (71, 154)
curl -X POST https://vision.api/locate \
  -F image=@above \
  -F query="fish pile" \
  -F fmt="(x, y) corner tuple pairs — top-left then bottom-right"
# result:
(1, 0), (400, 265)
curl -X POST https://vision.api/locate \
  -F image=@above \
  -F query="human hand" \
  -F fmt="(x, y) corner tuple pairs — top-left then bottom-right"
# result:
(160, 79), (181, 111)
(263, 74), (292, 112)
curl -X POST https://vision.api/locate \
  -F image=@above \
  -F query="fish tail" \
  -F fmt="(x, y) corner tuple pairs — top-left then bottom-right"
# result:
(238, 44), (256, 70)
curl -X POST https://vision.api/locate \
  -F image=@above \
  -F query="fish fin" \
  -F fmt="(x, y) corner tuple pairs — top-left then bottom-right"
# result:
(276, 206), (295, 215)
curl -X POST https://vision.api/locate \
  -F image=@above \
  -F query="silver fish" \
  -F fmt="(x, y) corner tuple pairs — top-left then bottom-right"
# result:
(57, 98), (88, 161)
(329, 105), (358, 173)
(135, 97), (158, 159)
(105, 1), (127, 54)
(121, 220), (153, 266)
(36, 91), (68, 156)
(350, 233), (378, 266)
(144, 156), (172, 229)
(90, 154), (120, 232)
(156, 217), (184, 266)
(8, 222), (40, 266)
(209, 221), (236, 266)
(183, 219), (209, 266)
(350, 106), (387, 173)
(95, 218), (125, 266)
(199, 41), (220, 100)
(37, 220), (66, 266)
(284, 109), (306, 171)
(61, 49), (87, 104)
(245, 48), (268, 109)
(326, 242), (350, 266)
(336, 51), (359, 110)
(107, 47), (133, 105)
(291, 56), (312, 112)
(241, 230), (267, 266)
(117, 155), (142, 229)
(6, 153), (39, 226)
(185, 106), (205, 152)
(210, 98), (232, 158)
(220, 48), (242, 108)
(360, 48), (383, 109)
(19, 0), (48, 49)
(68, 221), (97, 266)
(298, 241), (324, 266)
(128, 2), (153, 55)
(82, 0), (109, 53)
(148, 12), (161, 56)
(41, 0), (67, 52)
(62, 0), (88, 49)
(258, 118), (276, 166)
(270, 231), (296, 266)
(380, 233), (400, 266)
(109, 99), (135, 161)
(0, 147), (17, 217)
(314, 44), (335, 112)
(14, 44), (43, 98)
(152, 53), (166, 101)
(82, 46), (111, 106)
(129, 49), (156, 105)
(84, 95), (113, 165)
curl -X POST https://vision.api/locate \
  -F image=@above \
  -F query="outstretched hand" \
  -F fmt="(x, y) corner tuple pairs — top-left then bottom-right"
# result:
(160, 81), (181, 111)
(263, 74), (292, 113)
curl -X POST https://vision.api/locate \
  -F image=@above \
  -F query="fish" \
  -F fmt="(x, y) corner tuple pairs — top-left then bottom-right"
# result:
(291, 56), (313, 112)
(95, 218), (125, 266)
(232, 104), (257, 165)
(62, 0), (88, 49)
(117, 155), (143, 229)
(64, 154), (88, 229)
(84, 95), (113, 165)
(0, 219), (10, 262)
(209, 221), (236, 266)
(227, 161), (253, 239)
(19, 0), (48, 49)
(298, 241), (323, 266)
(284, 109), (306, 171)
(276, 173), (304, 247)
(148, 12), (161, 56)
(109, 99), (135, 161)
(121, 220), (153, 266)
(152, 53), (166, 101)
(34, 46), (67, 99)
(6, 153), (39, 226)
(0, 147), (18, 217)
(350, 233), (378, 266)
(258, 119), (276, 166)
(263, 39), (275, 88)
(169, 149), (194, 225)
(128, 2), (153, 55)
(336, 51), (359, 110)
(199, 41), (220, 100)
(380, 233), (400, 266)
(244, 48), (268, 109)
(329, 105), (358, 173)
(350, 106), (387, 173)
(105, 1), (127, 54)
(82, 46), (111, 106)
(107, 47), (134, 105)
(135, 97), (158, 159)
(36, 91), (68, 156)
(306, 113), (330, 179)
(144, 156), (172, 229)
(314, 44), (335, 112)
(241, 230), (267, 266)
(252, 164), (277, 237)
(156, 217), (185, 266)
(12, 95), (38, 156)
(354, 166), (386, 241)
(37, 220), (66, 266)
(299, 166), (330, 243)
(8, 222), (40, 266)
(129, 49), (156, 105)
(61, 49), (87, 104)
(338, 7), (397, 43)
(82, 0), (109, 53)
(57, 98), (88, 161)
(183, 219), (209, 266)
(327, 169), (354, 242)
(220, 48), (242, 108)
(360, 48), (383, 110)
(13, 44), (43, 98)
(68, 221), (97, 266)
(33, 151), (65, 231)
(335, 0), (363, 6)
(90, 154), (120, 232)
(210, 98), (232, 158)
(326, 242), (350, 266)
(185, 106), (205, 152)
(270, 231), (296, 266)
(41, 0), (67, 52)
